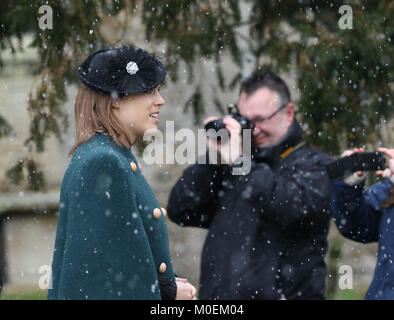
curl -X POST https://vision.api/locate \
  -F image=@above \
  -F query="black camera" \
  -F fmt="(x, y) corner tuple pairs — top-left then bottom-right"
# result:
(325, 151), (386, 180)
(204, 103), (254, 142)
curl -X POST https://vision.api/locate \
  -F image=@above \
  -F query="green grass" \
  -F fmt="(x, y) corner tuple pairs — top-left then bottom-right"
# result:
(0, 290), (47, 300)
(334, 289), (365, 300)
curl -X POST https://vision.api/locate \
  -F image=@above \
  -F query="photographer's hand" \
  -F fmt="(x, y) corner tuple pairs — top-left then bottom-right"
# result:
(220, 117), (242, 165)
(204, 116), (242, 166)
(342, 148), (366, 186)
(376, 147), (394, 183)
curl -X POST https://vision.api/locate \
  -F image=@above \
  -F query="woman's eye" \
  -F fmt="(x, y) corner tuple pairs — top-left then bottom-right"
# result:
(145, 87), (161, 94)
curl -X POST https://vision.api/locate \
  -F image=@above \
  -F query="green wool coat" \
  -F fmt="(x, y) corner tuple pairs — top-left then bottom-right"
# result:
(48, 134), (175, 300)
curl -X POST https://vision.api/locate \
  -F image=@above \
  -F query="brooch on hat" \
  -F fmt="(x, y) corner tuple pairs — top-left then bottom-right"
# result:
(126, 61), (139, 75)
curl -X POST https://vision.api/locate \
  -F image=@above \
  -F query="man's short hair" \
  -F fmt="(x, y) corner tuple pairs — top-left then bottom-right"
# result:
(240, 71), (291, 107)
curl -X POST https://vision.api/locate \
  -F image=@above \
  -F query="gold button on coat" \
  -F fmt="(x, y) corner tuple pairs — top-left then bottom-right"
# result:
(159, 263), (167, 273)
(130, 162), (137, 172)
(161, 207), (167, 217)
(153, 208), (162, 219)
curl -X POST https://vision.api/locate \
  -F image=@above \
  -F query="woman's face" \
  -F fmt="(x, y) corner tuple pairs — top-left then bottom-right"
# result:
(113, 85), (165, 140)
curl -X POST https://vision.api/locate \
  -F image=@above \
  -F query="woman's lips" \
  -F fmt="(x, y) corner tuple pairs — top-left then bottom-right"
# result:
(149, 112), (160, 123)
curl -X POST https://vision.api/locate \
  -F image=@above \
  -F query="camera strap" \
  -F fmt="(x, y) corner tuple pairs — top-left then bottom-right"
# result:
(279, 141), (306, 160)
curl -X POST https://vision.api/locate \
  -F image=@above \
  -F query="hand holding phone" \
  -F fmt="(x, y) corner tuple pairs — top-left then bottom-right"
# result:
(325, 151), (386, 180)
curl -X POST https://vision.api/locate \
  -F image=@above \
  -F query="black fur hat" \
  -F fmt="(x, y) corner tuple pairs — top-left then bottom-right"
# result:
(77, 46), (166, 95)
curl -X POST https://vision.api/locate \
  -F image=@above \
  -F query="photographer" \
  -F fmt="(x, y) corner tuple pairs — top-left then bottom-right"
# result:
(331, 147), (394, 300)
(167, 71), (332, 300)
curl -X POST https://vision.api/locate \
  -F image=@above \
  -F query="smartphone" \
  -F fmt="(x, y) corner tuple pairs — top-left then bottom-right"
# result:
(325, 151), (386, 180)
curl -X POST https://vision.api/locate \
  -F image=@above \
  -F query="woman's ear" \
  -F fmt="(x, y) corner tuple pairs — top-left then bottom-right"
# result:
(111, 99), (120, 109)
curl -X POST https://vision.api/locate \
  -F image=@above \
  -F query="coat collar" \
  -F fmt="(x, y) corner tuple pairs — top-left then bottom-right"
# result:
(252, 118), (305, 163)
(91, 133), (135, 161)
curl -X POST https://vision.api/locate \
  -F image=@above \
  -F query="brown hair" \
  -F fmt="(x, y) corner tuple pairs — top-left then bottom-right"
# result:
(382, 185), (394, 209)
(69, 85), (134, 156)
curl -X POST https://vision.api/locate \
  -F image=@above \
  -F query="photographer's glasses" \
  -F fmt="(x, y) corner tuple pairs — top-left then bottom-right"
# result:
(248, 103), (288, 124)
(228, 102), (289, 129)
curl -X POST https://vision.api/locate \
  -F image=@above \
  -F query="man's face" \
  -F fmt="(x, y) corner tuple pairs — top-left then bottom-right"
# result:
(238, 87), (294, 148)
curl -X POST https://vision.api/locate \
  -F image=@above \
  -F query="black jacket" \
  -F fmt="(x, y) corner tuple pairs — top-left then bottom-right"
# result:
(167, 119), (332, 300)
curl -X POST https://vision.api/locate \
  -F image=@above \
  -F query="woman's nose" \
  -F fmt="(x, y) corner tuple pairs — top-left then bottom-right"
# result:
(156, 93), (165, 106)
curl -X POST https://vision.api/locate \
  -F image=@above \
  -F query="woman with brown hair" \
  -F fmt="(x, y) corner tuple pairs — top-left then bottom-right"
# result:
(331, 147), (394, 300)
(48, 46), (196, 300)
